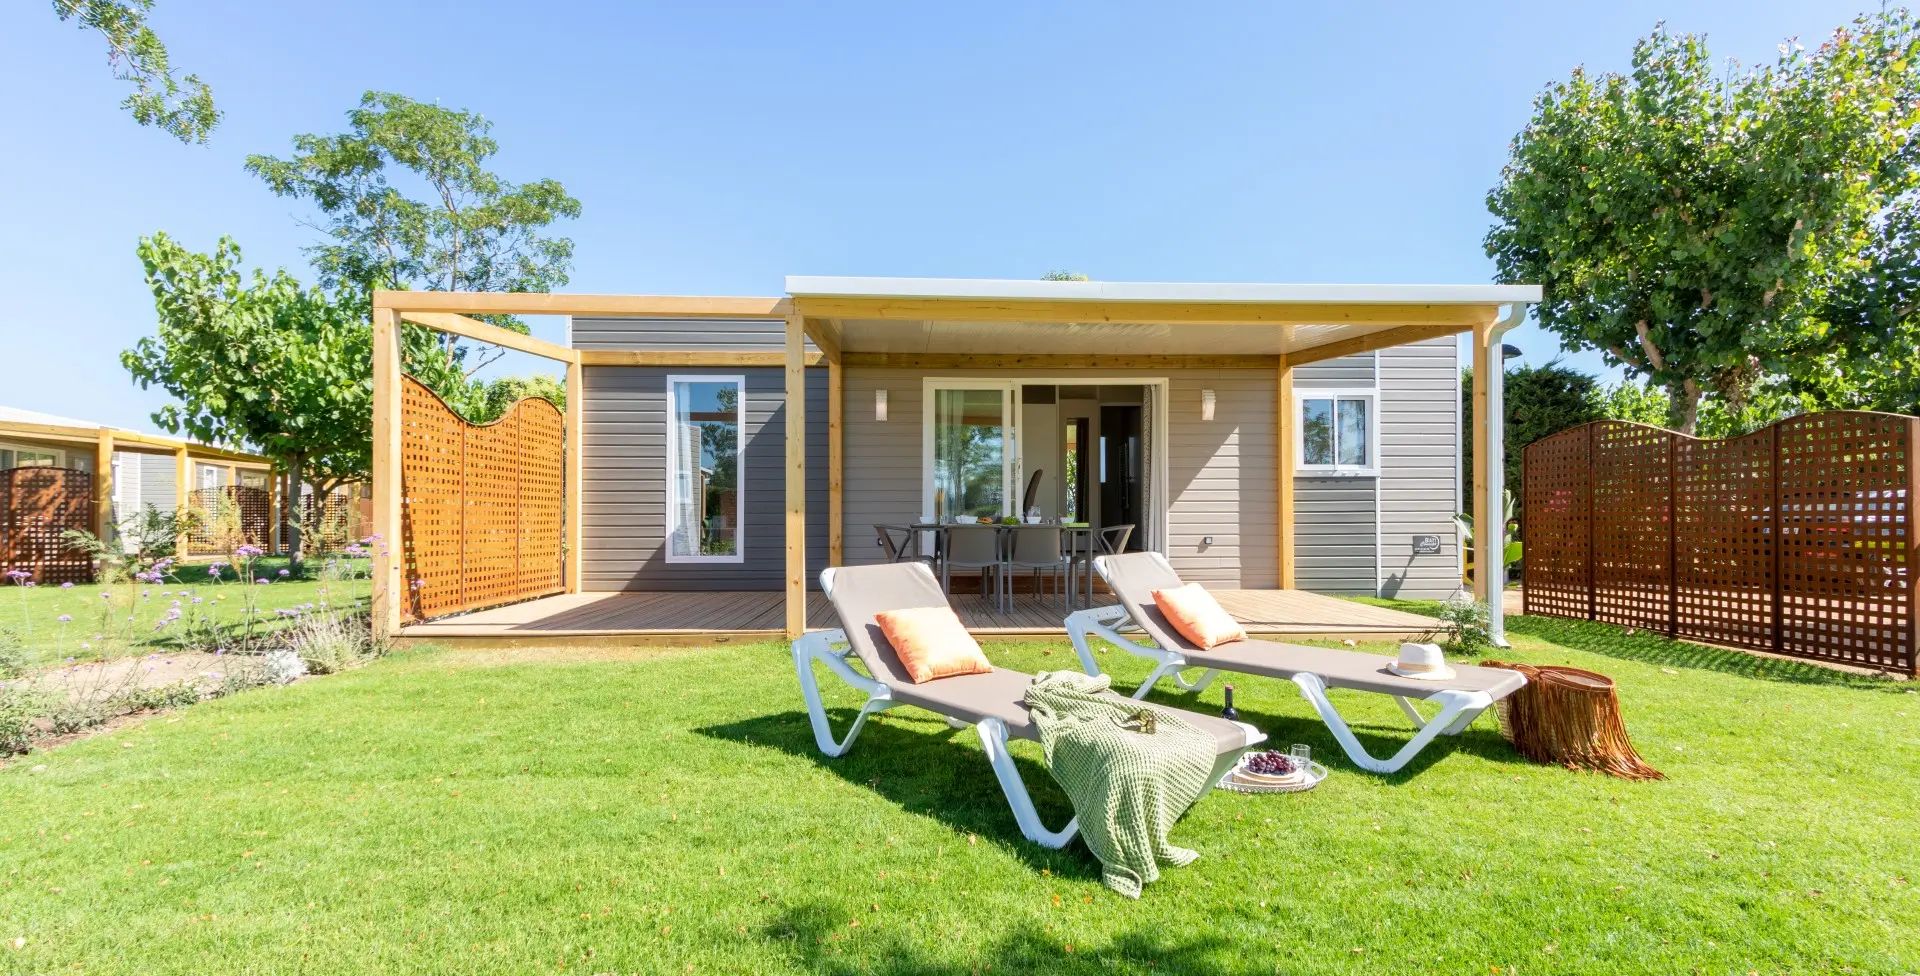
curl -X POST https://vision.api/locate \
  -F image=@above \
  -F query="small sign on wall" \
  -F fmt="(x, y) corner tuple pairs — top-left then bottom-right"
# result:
(1412, 534), (1443, 555)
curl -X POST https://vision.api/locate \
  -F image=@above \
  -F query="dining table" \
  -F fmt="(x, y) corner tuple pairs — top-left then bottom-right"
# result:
(895, 521), (1101, 612)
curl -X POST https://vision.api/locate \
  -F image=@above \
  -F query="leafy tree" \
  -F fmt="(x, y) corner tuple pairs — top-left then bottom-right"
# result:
(245, 91), (582, 374)
(1594, 380), (1671, 426)
(1486, 12), (1920, 433)
(121, 233), (467, 564)
(1462, 361), (1602, 514)
(1776, 196), (1920, 415)
(52, 0), (218, 143)
(465, 374), (565, 424)
(1042, 270), (1090, 281)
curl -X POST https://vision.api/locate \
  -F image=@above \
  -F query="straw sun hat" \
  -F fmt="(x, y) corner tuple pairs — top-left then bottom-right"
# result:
(1388, 642), (1456, 681)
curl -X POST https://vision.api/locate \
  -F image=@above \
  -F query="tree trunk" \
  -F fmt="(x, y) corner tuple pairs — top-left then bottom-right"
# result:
(1670, 381), (1703, 435)
(285, 452), (306, 570)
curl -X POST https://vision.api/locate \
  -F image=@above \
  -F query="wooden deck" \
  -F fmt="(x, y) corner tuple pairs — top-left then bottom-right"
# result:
(394, 588), (1440, 647)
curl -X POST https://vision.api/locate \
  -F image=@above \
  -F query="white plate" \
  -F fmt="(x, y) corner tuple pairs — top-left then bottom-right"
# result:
(1218, 757), (1329, 794)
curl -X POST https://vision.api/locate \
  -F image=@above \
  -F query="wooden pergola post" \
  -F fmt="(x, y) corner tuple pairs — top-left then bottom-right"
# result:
(92, 429), (114, 541)
(1276, 355), (1296, 588)
(173, 445), (189, 554)
(784, 310), (809, 638)
(565, 354), (584, 593)
(827, 354), (843, 569)
(370, 305), (404, 641)
(268, 470), (281, 554)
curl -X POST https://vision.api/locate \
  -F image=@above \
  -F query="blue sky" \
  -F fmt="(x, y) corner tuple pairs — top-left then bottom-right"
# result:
(0, 0), (1873, 433)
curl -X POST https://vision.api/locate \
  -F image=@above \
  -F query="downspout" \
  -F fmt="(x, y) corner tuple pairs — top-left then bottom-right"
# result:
(1484, 301), (1528, 647)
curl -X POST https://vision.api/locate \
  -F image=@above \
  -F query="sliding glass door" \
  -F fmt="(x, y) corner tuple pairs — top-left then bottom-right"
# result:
(925, 383), (1015, 521)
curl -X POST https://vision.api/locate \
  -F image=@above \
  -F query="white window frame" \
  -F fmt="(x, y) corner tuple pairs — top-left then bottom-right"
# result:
(0, 441), (66, 468)
(664, 374), (747, 564)
(1293, 388), (1380, 477)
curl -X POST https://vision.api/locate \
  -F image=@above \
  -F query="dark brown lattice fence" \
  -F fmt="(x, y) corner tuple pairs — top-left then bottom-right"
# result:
(0, 467), (94, 585)
(398, 376), (565, 623)
(186, 485), (272, 555)
(1523, 414), (1918, 676)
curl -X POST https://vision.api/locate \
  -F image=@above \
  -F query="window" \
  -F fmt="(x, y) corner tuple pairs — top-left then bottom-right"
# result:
(1295, 391), (1377, 475)
(197, 464), (222, 489)
(666, 376), (744, 562)
(240, 470), (269, 490)
(0, 443), (62, 469)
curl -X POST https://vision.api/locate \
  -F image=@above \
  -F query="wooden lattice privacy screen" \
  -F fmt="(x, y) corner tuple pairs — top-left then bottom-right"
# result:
(1523, 414), (1919, 676)
(187, 485), (272, 555)
(399, 376), (565, 622)
(0, 467), (94, 585)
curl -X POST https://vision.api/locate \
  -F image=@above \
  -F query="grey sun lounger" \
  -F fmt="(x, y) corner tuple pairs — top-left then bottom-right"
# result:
(1065, 552), (1526, 774)
(795, 561), (1266, 849)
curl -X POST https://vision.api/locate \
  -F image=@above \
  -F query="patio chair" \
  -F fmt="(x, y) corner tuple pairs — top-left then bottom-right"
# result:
(873, 524), (925, 565)
(1065, 551), (1526, 774)
(942, 524), (1006, 612)
(795, 561), (1266, 848)
(1006, 525), (1071, 608)
(1068, 523), (1134, 608)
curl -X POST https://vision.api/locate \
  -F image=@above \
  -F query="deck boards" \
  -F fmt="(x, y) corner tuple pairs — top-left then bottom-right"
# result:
(397, 587), (1439, 645)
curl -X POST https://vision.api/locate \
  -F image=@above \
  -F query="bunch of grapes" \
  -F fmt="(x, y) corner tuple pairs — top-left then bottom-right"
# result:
(1244, 751), (1299, 776)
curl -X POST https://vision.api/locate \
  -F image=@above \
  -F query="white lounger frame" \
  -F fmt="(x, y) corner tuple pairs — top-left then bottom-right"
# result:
(1066, 603), (1495, 775)
(797, 571), (1264, 849)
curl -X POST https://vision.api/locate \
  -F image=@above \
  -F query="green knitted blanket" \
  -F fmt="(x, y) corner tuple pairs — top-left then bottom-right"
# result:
(1022, 671), (1218, 898)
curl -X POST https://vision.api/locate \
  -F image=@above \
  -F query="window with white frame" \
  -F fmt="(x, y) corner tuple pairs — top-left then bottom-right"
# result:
(665, 375), (745, 563)
(1295, 390), (1378, 475)
(0, 442), (63, 469)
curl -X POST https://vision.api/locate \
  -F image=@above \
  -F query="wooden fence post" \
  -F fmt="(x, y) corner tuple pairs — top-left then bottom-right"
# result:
(1666, 432), (1678, 637)
(1585, 424), (1597, 622)
(1908, 417), (1920, 677)
(1771, 425), (1785, 657)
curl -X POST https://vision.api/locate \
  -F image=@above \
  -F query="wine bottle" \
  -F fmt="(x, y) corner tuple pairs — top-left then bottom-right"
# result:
(1222, 683), (1239, 722)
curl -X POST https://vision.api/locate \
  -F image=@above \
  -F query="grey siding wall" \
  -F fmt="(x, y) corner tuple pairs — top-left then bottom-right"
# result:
(1377, 337), (1462, 599)
(1292, 353), (1380, 594)
(135, 452), (175, 515)
(839, 368), (1275, 587)
(580, 366), (828, 591)
(572, 317), (815, 353)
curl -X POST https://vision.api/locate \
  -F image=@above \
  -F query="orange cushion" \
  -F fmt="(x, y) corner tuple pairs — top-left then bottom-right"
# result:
(874, 606), (993, 684)
(1152, 583), (1247, 650)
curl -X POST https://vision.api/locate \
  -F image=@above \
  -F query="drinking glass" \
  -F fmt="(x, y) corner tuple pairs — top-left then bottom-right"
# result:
(1290, 743), (1311, 775)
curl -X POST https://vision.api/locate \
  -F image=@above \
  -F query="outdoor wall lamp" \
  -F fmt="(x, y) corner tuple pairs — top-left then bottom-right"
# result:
(875, 389), (889, 422)
(1201, 389), (1216, 422)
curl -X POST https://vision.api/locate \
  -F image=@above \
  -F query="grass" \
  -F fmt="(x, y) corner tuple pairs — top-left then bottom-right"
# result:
(0, 557), (370, 670)
(0, 618), (1915, 974)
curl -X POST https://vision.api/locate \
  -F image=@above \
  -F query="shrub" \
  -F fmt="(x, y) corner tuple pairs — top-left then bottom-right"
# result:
(1436, 594), (1493, 657)
(0, 686), (45, 754)
(289, 610), (376, 675)
(0, 633), (27, 680)
(113, 680), (204, 713)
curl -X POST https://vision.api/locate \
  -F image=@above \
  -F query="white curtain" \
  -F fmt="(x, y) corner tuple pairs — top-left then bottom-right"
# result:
(666, 416), (699, 557)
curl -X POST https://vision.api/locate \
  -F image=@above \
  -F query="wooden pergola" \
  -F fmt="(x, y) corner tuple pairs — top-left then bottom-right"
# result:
(0, 416), (274, 544)
(369, 281), (1539, 643)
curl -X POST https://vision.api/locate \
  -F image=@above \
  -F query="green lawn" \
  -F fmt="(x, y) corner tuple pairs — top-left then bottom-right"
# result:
(0, 617), (1915, 974)
(0, 558), (370, 669)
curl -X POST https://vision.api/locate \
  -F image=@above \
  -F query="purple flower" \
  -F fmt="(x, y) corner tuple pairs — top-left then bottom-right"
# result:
(56, 614), (72, 623)
(208, 565), (222, 578)
(5, 568), (31, 581)
(410, 579), (425, 590)
(101, 592), (112, 601)
(277, 568), (290, 577)
(60, 581), (74, 590)
(255, 578), (269, 585)
(235, 545), (265, 558)
(191, 597), (203, 605)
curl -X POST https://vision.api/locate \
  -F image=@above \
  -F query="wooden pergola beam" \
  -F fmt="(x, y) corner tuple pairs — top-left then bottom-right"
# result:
(1285, 325), (1472, 367)
(793, 297), (1499, 328)
(397, 310), (578, 363)
(576, 349), (824, 367)
(838, 353), (1281, 369)
(377, 290), (791, 319)
(92, 429), (114, 540)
